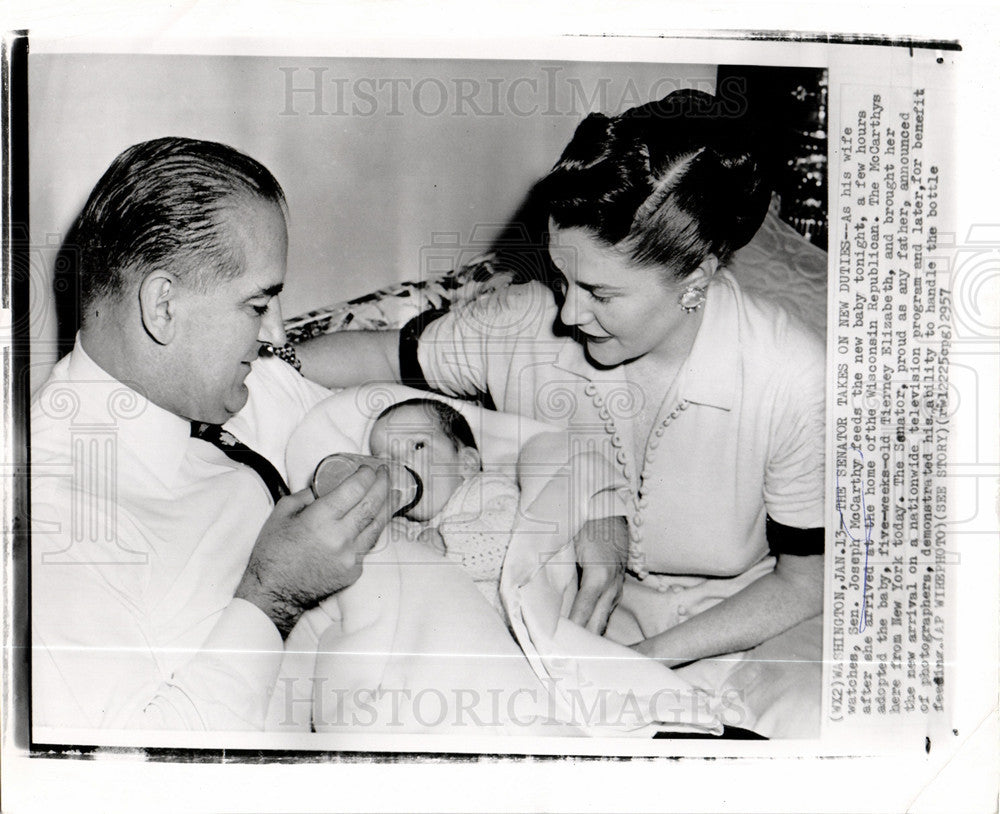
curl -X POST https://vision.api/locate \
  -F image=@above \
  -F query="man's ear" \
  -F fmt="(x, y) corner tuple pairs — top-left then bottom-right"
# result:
(460, 446), (482, 474)
(138, 272), (179, 345)
(685, 254), (720, 288)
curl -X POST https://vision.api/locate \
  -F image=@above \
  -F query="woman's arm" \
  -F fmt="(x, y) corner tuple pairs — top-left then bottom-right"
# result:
(631, 552), (823, 666)
(296, 329), (401, 389)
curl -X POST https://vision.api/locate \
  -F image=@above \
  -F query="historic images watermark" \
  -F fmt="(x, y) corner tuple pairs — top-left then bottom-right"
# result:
(278, 66), (747, 119)
(273, 675), (749, 731)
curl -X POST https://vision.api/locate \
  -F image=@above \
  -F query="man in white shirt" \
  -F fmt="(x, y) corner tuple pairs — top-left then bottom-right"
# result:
(30, 137), (391, 734)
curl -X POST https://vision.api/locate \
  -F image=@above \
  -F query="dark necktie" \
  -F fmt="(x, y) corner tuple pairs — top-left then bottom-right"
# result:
(190, 422), (290, 504)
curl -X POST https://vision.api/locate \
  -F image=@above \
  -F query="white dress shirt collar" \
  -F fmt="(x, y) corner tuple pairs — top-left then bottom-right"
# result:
(64, 336), (193, 488)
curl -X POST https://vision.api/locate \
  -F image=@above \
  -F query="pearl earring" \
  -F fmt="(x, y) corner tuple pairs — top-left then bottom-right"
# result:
(678, 285), (707, 313)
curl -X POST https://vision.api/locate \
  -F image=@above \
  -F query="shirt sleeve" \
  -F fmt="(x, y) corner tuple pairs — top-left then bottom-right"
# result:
(762, 334), (825, 531)
(31, 491), (284, 733)
(398, 308), (447, 391)
(415, 283), (553, 403)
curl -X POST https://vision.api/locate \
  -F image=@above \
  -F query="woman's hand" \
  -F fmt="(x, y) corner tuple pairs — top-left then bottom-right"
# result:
(568, 516), (628, 634)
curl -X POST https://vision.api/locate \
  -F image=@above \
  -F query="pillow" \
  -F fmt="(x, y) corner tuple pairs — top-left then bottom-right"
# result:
(727, 197), (828, 338)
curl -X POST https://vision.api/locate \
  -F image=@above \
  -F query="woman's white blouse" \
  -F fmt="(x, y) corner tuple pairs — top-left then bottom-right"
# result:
(417, 270), (825, 577)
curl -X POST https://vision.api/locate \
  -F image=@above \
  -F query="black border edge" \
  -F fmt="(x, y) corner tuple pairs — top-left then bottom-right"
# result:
(4, 28), (31, 756)
(572, 31), (962, 52)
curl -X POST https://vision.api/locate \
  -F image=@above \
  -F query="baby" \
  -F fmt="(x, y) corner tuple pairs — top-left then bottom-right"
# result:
(368, 398), (519, 612)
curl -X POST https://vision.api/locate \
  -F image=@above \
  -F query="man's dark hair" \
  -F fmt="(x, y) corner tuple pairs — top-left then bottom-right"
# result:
(375, 398), (479, 455)
(538, 89), (770, 278)
(74, 136), (286, 316)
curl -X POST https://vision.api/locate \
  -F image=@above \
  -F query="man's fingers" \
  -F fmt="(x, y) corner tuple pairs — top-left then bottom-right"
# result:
(352, 503), (391, 556)
(311, 464), (380, 520)
(338, 467), (391, 534)
(273, 487), (315, 516)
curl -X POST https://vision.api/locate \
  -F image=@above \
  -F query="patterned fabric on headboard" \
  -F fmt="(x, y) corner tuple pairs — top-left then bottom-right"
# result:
(284, 264), (474, 343)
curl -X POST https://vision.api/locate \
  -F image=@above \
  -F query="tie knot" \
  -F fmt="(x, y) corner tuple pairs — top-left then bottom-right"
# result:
(191, 422), (241, 449)
(190, 421), (221, 440)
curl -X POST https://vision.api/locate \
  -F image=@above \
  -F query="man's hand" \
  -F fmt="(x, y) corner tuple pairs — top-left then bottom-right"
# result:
(568, 516), (628, 635)
(235, 464), (392, 637)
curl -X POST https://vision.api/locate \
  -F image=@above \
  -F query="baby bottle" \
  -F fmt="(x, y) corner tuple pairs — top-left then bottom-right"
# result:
(309, 452), (421, 517)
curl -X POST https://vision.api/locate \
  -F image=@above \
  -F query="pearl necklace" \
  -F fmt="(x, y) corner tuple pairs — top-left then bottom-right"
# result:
(583, 381), (690, 590)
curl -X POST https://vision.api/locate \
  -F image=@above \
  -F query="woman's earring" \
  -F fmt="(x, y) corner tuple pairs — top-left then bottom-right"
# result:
(678, 285), (707, 313)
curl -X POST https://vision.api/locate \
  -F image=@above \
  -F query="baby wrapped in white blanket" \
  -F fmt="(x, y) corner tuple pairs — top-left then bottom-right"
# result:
(367, 397), (521, 615)
(268, 384), (726, 737)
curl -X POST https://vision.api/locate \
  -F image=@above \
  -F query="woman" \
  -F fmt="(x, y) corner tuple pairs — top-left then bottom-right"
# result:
(298, 89), (824, 732)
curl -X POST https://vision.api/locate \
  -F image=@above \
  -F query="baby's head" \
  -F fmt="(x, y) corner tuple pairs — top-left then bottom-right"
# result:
(369, 398), (482, 521)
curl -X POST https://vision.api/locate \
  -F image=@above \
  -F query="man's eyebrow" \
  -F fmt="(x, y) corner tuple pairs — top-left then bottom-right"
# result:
(247, 283), (284, 299)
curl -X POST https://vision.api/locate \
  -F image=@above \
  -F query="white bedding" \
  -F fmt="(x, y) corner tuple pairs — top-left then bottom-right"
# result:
(271, 384), (725, 736)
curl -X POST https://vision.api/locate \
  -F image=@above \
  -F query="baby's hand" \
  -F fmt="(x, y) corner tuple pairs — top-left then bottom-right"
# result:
(416, 526), (446, 555)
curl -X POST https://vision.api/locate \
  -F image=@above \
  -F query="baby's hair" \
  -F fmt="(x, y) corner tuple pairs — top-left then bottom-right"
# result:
(375, 398), (479, 454)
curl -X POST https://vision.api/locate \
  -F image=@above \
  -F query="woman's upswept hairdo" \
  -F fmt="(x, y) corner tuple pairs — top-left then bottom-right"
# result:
(539, 89), (771, 279)
(74, 136), (287, 315)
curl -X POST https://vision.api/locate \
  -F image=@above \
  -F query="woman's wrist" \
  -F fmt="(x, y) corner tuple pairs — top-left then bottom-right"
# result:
(631, 627), (704, 669)
(632, 632), (679, 666)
